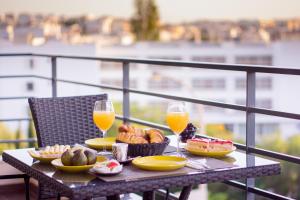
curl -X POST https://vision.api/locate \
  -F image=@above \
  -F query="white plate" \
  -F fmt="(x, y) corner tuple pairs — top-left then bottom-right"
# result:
(90, 167), (122, 176)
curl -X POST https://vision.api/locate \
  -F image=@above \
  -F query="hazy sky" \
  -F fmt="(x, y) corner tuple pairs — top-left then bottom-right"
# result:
(1, 0), (300, 23)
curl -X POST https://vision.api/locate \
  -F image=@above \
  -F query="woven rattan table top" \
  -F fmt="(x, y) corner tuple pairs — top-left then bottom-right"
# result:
(2, 143), (280, 199)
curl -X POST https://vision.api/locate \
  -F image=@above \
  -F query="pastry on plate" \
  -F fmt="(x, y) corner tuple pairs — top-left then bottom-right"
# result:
(29, 144), (71, 158)
(186, 138), (233, 152)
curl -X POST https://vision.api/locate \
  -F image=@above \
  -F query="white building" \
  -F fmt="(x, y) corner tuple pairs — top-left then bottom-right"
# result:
(0, 40), (300, 139)
(0, 40), (100, 132)
(96, 41), (300, 139)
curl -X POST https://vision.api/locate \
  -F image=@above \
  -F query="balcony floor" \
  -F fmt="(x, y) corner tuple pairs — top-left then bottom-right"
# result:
(0, 179), (37, 200)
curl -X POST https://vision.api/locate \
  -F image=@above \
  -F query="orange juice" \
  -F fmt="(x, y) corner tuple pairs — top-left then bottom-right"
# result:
(93, 111), (115, 131)
(166, 112), (189, 134)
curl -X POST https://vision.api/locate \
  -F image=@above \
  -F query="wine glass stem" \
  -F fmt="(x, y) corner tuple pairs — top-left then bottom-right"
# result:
(102, 130), (106, 152)
(177, 134), (180, 155)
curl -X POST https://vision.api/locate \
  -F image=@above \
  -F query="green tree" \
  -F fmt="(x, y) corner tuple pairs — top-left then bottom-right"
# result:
(15, 122), (27, 149)
(27, 120), (37, 148)
(0, 122), (15, 153)
(206, 124), (234, 140)
(131, 0), (160, 41)
(286, 135), (300, 199)
(209, 132), (300, 200)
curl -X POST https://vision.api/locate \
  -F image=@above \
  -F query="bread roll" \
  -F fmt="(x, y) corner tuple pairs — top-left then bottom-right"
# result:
(146, 129), (165, 143)
(117, 124), (165, 144)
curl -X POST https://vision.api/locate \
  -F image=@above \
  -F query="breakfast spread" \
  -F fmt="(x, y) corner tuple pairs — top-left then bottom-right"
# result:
(92, 160), (123, 174)
(29, 144), (71, 158)
(186, 138), (233, 152)
(60, 148), (97, 166)
(117, 124), (165, 144)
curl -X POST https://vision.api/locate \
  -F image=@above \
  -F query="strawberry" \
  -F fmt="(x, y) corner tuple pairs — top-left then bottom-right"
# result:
(107, 161), (119, 169)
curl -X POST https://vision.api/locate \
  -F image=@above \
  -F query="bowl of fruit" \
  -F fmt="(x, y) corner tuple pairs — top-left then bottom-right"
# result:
(51, 148), (107, 173)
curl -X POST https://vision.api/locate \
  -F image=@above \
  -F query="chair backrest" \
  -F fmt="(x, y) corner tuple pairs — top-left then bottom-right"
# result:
(28, 94), (107, 147)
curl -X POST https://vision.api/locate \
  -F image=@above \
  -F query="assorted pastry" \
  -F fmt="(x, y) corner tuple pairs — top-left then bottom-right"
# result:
(60, 148), (97, 166)
(186, 138), (234, 152)
(29, 144), (71, 158)
(117, 124), (165, 144)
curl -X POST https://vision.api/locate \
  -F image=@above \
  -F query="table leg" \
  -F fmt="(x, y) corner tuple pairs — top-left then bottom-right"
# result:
(143, 191), (155, 200)
(179, 185), (193, 200)
(107, 195), (120, 200)
(24, 175), (30, 200)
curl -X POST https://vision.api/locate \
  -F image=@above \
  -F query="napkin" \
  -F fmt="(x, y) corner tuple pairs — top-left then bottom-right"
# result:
(186, 159), (210, 170)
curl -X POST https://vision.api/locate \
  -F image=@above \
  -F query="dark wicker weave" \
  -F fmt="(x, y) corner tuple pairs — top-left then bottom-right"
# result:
(28, 94), (107, 199)
(117, 137), (170, 157)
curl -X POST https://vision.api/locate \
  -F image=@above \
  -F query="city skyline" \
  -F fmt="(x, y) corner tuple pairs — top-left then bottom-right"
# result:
(1, 0), (300, 23)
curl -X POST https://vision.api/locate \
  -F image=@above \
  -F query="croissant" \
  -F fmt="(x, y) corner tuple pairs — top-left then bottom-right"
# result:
(117, 132), (148, 144)
(146, 129), (165, 143)
(116, 132), (131, 143)
(128, 136), (148, 144)
(118, 124), (130, 132)
(117, 125), (165, 144)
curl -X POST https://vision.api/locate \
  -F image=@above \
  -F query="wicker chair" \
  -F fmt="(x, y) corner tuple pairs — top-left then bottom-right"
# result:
(28, 94), (108, 199)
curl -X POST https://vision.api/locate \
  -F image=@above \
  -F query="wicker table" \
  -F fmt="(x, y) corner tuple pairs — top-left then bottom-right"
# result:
(2, 146), (280, 200)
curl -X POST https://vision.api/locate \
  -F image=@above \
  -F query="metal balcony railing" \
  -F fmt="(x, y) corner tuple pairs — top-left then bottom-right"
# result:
(0, 53), (300, 200)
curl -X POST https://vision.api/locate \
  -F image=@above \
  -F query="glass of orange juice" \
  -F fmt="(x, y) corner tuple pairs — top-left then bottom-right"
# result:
(166, 102), (189, 156)
(93, 100), (115, 154)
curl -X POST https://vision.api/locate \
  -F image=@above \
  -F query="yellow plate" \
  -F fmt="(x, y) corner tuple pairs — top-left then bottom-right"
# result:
(185, 146), (237, 157)
(85, 137), (116, 150)
(51, 156), (107, 173)
(28, 150), (59, 163)
(132, 156), (187, 171)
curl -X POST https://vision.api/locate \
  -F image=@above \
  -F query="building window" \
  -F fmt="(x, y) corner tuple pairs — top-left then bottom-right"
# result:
(148, 56), (182, 61)
(203, 105), (225, 113)
(147, 56), (182, 71)
(192, 56), (226, 63)
(100, 79), (137, 88)
(26, 82), (34, 91)
(257, 77), (272, 89)
(99, 61), (138, 70)
(235, 55), (273, 65)
(256, 123), (279, 135)
(235, 99), (272, 109)
(235, 99), (246, 105)
(192, 78), (225, 89)
(100, 61), (122, 70)
(257, 99), (272, 109)
(202, 99), (226, 113)
(235, 77), (272, 90)
(148, 77), (182, 90)
(235, 78), (246, 89)
(29, 58), (34, 69)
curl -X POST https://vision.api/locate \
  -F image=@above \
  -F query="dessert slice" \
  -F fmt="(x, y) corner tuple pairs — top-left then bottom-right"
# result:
(186, 138), (233, 152)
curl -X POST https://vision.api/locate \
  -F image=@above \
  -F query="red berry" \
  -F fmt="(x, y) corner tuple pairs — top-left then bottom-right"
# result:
(107, 161), (119, 169)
